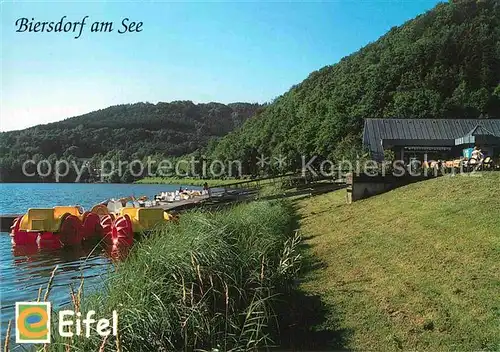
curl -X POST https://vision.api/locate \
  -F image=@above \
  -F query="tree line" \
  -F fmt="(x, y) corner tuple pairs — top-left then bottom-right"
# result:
(0, 101), (261, 182)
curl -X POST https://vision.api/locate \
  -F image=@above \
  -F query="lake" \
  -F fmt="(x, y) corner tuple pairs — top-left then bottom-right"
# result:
(0, 182), (197, 343)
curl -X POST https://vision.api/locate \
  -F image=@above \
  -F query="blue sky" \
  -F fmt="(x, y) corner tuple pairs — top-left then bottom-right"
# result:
(1, 0), (442, 131)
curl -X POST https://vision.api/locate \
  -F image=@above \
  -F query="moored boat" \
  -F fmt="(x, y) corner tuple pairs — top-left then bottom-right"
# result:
(10, 199), (173, 249)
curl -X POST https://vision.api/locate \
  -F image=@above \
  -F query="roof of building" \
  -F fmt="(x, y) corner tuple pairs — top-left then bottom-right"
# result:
(465, 124), (496, 137)
(363, 118), (500, 160)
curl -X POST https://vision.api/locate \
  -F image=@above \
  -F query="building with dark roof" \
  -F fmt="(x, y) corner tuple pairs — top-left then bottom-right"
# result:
(363, 119), (500, 162)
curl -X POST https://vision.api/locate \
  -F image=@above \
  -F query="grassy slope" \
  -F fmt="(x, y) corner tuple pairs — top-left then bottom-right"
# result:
(296, 173), (500, 351)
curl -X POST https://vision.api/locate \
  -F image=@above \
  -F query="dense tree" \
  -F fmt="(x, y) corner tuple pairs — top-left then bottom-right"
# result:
(0, 101), (261, 182)
(206, 0), (500, 172)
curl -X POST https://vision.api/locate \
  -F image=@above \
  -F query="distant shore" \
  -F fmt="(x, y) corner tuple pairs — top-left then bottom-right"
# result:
(0, 179), (235, 186)
(134, 177), (244, 187)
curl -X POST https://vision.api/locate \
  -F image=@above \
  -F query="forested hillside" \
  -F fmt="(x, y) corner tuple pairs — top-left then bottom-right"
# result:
(2, 0), (499, 182)
(206, 0), (500, 173)
(0, 101), (261, 181)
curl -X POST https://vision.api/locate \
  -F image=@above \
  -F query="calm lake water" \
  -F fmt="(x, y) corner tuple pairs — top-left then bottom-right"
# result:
(0, 182), (197, 343)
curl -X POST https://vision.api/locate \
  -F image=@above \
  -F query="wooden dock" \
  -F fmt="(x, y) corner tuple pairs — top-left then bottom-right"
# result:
(154, 195), (210, 212)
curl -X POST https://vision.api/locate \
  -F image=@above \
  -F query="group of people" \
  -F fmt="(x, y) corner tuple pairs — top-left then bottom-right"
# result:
(155, 184), (212, 203)
(415, 146), (496, 172)
(99, 196), (154, 213)
(178, 183), (211, 197)
(99, 183), (214, 211)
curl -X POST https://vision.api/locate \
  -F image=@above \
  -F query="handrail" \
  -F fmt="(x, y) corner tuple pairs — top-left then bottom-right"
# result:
(211, 173), (297, 189)
(211, 172), (342, 190)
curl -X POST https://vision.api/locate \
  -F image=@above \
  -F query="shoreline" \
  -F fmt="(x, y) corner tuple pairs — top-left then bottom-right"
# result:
(0, 181), (207, 186)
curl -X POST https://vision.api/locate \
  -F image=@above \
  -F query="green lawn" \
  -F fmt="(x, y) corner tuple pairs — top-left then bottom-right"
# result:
(296, 173), (500, 351)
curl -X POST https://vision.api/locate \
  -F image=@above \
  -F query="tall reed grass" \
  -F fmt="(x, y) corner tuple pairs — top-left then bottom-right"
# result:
(50, 200), (301, 351)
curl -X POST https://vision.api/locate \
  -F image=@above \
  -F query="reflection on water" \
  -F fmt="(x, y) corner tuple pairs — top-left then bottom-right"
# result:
(0, 183), (193, 344)
(0, 233), (127, 343)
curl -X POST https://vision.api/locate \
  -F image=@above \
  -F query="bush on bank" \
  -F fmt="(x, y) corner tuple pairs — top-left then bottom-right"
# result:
(50, 200), (300, 351)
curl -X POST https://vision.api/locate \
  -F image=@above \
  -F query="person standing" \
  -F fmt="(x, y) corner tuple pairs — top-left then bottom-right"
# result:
(203, 182), (212, 198)
(471, 146), (484, 163)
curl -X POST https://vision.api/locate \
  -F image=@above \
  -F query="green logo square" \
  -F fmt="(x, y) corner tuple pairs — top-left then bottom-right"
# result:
(15, 302), (51, 343)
